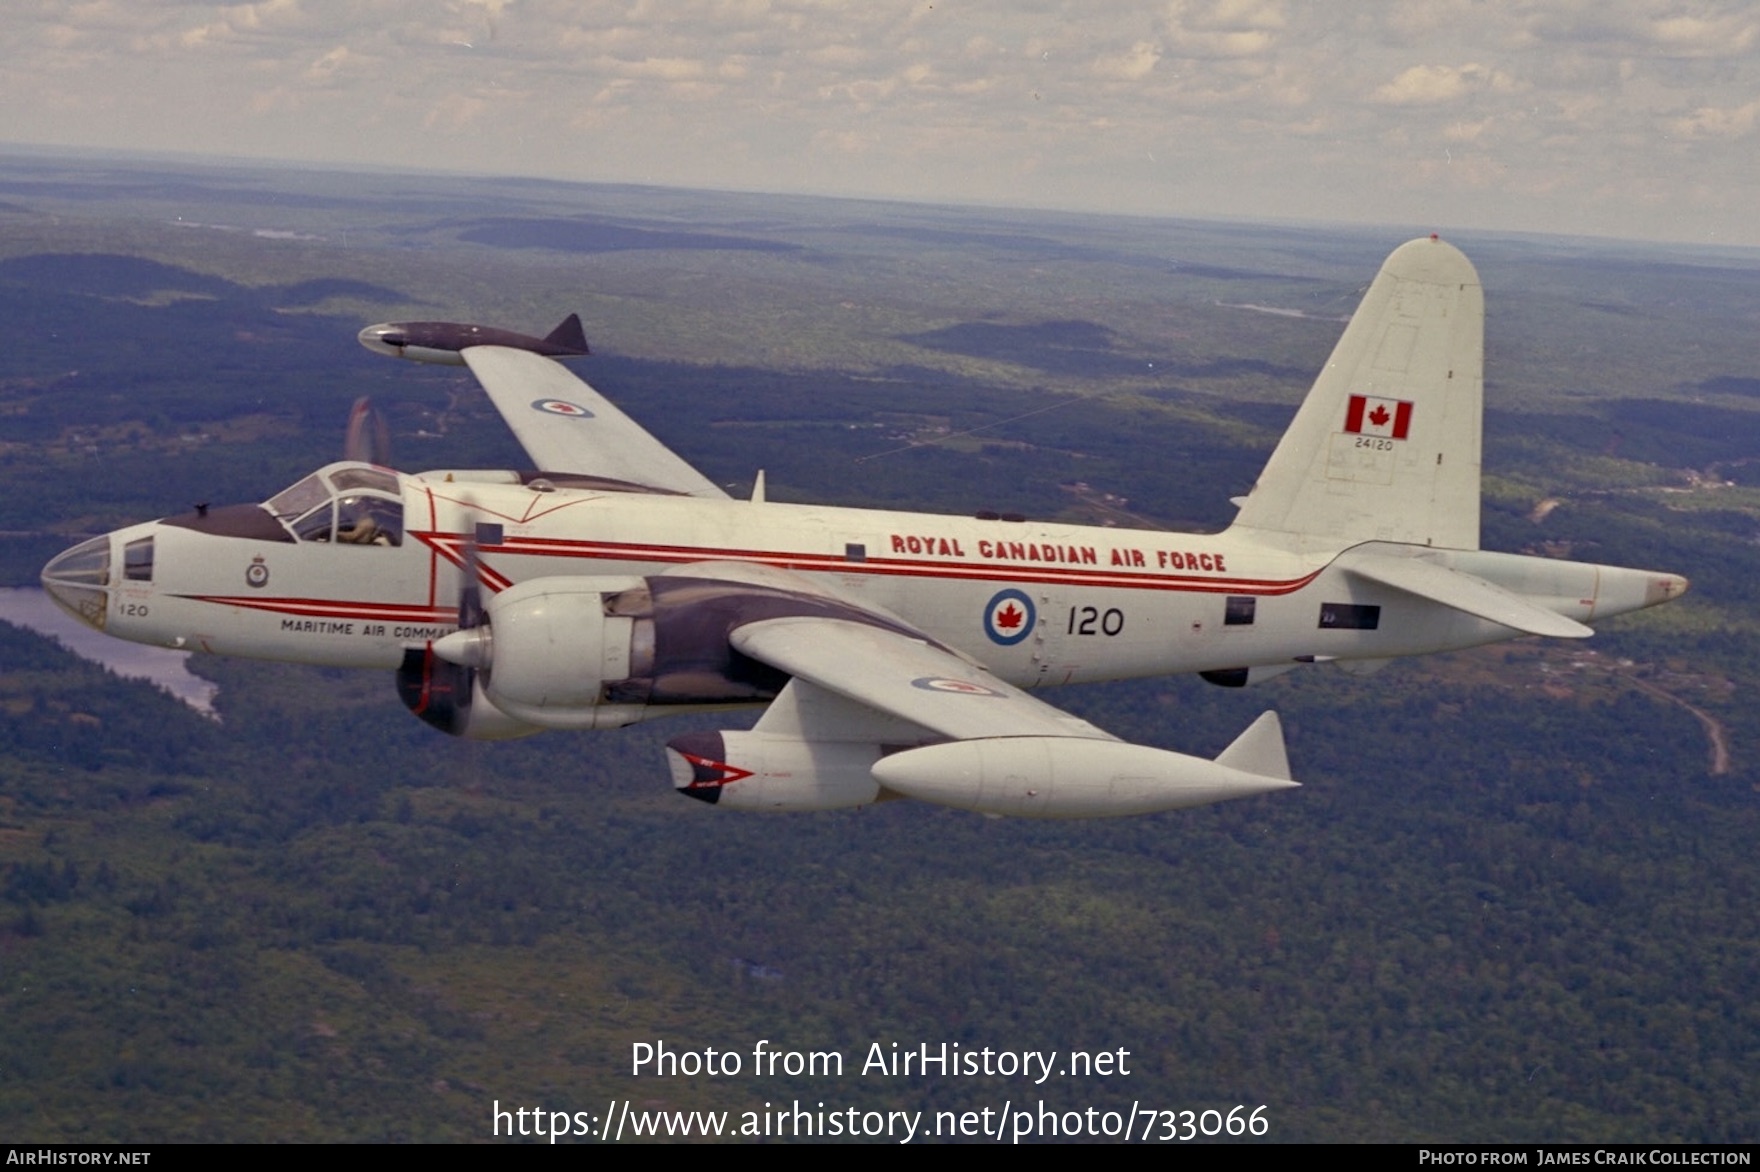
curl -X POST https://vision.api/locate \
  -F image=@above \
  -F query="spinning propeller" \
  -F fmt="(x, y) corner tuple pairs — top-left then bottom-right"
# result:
(394, 515), (500, 736)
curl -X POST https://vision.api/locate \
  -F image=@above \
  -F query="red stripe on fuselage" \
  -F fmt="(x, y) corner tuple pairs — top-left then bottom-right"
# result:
(178, 536), (1318, 628)
(417, 532), (514, 591)
(409, 531), (1319, 596)
(175, 595), (455, 623)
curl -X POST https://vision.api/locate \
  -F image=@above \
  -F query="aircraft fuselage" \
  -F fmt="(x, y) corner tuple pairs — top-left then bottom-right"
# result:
(74, 467), (1674, 699)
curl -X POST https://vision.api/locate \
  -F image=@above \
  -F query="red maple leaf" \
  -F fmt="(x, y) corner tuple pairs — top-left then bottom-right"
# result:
(995, 603), (1023, 629)
(1368, 404), (1390, 427)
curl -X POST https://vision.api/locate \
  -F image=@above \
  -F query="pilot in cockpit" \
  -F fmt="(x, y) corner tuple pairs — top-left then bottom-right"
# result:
(265, 464), (405, 546)
(334, 493), (401, 546)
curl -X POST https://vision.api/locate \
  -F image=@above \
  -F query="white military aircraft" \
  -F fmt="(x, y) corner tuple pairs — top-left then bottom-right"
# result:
(42, 237), (1687, 818)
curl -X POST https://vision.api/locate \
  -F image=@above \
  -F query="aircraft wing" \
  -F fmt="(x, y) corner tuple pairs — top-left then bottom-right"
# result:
(730, 615), (1118, 743)
(459, 345), (729, 498)
(722, 611), (1295, 818)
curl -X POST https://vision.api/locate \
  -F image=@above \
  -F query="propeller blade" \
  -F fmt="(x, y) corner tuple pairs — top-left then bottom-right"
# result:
(344, 397), (392, 465)
(458, 520), (501, 632)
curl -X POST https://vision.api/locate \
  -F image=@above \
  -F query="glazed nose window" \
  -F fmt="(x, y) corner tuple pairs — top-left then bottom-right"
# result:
(42, 535), (113, 631)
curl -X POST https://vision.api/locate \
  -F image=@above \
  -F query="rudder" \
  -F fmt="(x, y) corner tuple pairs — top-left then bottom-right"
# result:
(1230, 236), (1484, 550)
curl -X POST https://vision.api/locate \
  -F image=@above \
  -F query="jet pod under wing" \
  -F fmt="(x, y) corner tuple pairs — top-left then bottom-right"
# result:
(725, 614), (1296, 818)
(460, 345), (729, 498)
(872, 719), (1297, 819)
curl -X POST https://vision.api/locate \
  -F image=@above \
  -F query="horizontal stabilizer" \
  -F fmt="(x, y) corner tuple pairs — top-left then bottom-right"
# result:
(1340, 551), (1593, 639)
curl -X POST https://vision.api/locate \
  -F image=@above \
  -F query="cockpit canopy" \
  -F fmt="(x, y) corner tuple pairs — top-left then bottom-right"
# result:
(156, 461), (406, 545)
(264, 463), (405, 546)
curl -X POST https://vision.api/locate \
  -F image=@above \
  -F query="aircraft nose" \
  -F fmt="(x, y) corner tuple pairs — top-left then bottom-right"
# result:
(41, 535), (111, 631)
(1647, 573), (1690, 606)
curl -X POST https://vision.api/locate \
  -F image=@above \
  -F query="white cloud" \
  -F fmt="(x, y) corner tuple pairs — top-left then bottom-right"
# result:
(2, 0), (1759, 243)
(1162, 0), (1285, 58)
(176, 0), (304, 50)
(1647, 11), (1759, 57)
(619, 55), (708, 80)
(304, 44), (355, 82)
(1442, 117), (1494, 143)
(1372, 63), (1520, 105)
(1511, 2), (1760, 59)
(1093, 41), (1161, 80)
(1671, 97), (1760, 139)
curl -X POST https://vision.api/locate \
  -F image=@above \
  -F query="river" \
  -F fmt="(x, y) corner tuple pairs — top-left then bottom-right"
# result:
(0, 587), (220, 718)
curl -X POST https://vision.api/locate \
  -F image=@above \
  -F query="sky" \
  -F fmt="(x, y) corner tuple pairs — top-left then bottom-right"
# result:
(5, 1), (1760, 247)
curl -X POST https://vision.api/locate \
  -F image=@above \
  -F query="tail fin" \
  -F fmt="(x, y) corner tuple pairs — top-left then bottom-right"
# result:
(1214, 710), (1292, 781)
(1230, 236), (1483, 550)
(544, 313), (590, 354)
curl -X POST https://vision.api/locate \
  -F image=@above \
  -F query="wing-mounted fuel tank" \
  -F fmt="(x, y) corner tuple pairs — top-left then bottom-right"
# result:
(418, 573), (915, 733)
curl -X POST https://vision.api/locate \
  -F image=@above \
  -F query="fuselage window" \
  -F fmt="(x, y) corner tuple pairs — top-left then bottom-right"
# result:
(1319, 602), (1381, 630)
(123, 537), (155, 582)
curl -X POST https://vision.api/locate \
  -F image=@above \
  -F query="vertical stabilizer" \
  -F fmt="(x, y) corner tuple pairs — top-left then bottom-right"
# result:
(544, 313), (591, 354)
(1231, 236), (1484, 550)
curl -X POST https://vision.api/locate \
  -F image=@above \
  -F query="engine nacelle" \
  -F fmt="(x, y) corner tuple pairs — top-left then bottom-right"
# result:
(665, 730), (885, 812)
(471, 576), (651, 729)
(433, 574), (810, 731)
(428, 571), (900, 734)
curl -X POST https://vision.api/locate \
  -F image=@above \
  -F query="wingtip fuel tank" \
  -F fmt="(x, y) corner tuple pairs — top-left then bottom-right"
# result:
(357, 314), (590, 366)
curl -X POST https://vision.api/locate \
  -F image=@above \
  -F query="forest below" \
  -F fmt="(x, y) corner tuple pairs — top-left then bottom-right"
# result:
(0, 153), (1755, 1142)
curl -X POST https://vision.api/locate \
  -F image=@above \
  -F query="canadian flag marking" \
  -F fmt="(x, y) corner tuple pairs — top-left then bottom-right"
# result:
(1343, 395), (1413, 440)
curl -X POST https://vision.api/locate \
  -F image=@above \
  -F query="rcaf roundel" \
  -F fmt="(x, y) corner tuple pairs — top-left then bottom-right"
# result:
(983, 588), (1036, 646)
(910, 676), (1003, 697)
(1343, 394), (1412, 440)
(531, 398), (594, 418)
